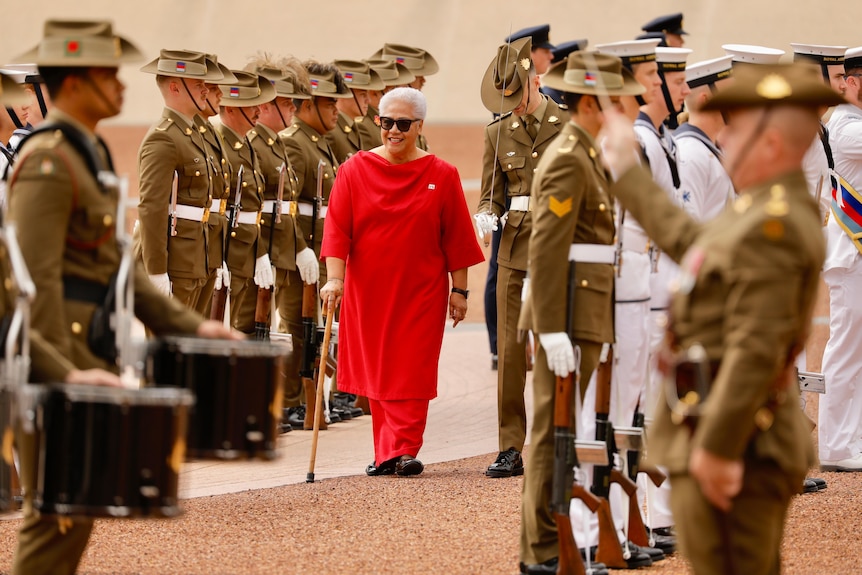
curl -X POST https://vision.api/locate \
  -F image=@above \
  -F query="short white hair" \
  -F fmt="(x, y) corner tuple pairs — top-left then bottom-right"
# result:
(380, 86), (427, 119)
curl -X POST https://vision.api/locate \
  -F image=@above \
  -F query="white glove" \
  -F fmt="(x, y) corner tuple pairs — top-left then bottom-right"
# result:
(148, 273), (171, 295)
(214, 262), (231, 291)
(538, 332), (576, 377)
(296, 247), (320, 284)
(473, 212), (499, 239)
(254, 254), (274, 288)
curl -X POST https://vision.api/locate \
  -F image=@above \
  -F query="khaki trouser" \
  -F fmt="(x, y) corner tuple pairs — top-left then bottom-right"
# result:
(496, 264), (528, 452)
(12, 425), (93, 575)
(520, 339), (602, 565)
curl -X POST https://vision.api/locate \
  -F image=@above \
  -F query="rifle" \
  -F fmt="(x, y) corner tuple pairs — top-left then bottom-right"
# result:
(254, 162), (286, 340)
(590, 346), (629, 570)
(210, 164), (243, 321)
(299, 160), (325, 429)
(550, 259), (586, 575)
(169, 170), (178, 238)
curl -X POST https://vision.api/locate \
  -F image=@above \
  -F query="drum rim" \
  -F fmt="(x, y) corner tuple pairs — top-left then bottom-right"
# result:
(30, 383), (195, 406)
(153, 336), (291, 357)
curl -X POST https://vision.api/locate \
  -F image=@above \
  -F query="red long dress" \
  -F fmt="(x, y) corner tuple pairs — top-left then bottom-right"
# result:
(321, 151), (484, 401)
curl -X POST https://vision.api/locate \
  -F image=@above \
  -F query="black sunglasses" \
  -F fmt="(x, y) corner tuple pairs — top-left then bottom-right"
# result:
(378, 116), (421, 131)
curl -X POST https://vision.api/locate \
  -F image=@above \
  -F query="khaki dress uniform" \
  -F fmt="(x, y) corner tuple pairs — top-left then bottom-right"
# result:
(327, 111), (380, 164)
(137, 107), (213, 309)
(249, 122), (308, 406)
(193, 115), (233, 317)
(520, 121), (616, 565)
(8, 109), (204, 575)
(281, 117), (340, 282)
(216, 124), (267, 334)
(363, 104), (384, 148)
(615, 165), (822, 575)
(480, 98), (565, 455)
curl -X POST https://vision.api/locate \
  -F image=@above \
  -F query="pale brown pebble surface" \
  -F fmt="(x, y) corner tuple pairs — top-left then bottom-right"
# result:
(0, 454), (858, 574)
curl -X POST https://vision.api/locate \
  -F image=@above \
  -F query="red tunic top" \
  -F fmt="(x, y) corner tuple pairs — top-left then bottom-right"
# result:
(321, 151), (484, 400)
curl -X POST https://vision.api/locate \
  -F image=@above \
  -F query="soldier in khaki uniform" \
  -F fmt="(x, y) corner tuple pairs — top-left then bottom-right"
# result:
(216, 71), (276, 333)
(602, 62), (843, 575)
(281, 61), (351, 281)
(370, 44), (438, 150)
(6, 20), (237, 575)
(474, 38), (566, 478)
(518, 52), (644, 575)
(194, 55), (237, 317)
(327, 60), (385, 163)
(364, 59), (415, 148)
(245, 59), (320, 419)
(138, 49), (224, 308)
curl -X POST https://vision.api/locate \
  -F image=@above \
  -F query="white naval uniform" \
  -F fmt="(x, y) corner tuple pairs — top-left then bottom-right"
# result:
(820, 102), (862, 463)
(674, 123), (734, 222)
(802, 124), (835, 222)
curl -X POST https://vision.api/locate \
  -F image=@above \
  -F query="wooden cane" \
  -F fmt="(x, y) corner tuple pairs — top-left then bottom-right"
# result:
(307, 299), (335, 483)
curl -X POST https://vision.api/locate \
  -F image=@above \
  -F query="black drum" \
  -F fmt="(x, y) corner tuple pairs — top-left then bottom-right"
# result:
(30, 384), (193, 518)
(145, 337), (288, 460)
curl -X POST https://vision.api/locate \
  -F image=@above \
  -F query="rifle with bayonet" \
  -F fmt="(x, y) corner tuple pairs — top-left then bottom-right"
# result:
(210, 164), (243, 321)
(300, 159), (327, 430)
(254, 162), (286, 340)
(551, 259), (586, 575)
(169, 170), (178, 239)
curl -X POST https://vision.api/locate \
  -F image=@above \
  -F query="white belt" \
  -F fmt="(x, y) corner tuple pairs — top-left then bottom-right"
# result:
(622, 230), (650, 253)
(568, 243), (616, 264)
(509, 196), (531, 212)
(297, 202), (327, 218)
(209, 198), (227, 215)
(236, 210), (261, 225)
(174, 204), (208, 222)
(262, 200), (297, 214)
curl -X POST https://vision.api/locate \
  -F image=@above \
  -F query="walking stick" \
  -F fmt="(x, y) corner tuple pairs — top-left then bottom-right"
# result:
(307, 299), (335, 483)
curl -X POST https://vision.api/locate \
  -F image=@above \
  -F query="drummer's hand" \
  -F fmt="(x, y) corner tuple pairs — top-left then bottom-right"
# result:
(320, 278), (343, 311)
(65, 368), (122, 387)
(196, 320), (245, 340)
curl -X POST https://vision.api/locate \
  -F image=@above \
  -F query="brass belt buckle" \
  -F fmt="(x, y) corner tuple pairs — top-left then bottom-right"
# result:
(202, 207), (210, 224)
(219, 198), (227, 215)
(289, 201), (298, 217)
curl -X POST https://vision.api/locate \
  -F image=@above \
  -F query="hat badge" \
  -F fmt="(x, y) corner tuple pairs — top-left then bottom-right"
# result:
(520, 58), (531, 71)
(756, 74), (792, 100)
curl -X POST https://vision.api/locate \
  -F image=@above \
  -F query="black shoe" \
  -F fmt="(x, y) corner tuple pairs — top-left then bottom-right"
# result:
(810, 476), (827, 490)
(329, 405), (352, 421)
(626, 541), (664, 561)
(366, 458), (396, 476)
(326, 410), (341, 423)
(485, 448), (524, 478)
(519, 557), (557, 575)
(584, 545), (652, 569)
(652, 526), (675, 537)
(491, 354), (498, 370)
(283, 406), (305, 428)
(279, 422), (292, 434)
(803, 478), (819, 493)
(651, 533), (676, 554)
(332, 394), (365, 417)
(395, 456), (424, 476)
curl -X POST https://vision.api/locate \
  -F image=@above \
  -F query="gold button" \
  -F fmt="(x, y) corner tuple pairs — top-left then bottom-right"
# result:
(242, 181), (248, 188)
(324, 173), (330, 179)
(589, 148), (597, 159)
(221, 158), (226, 165)
(507, 163), (513, 169)
(580, 279), (588, 287)
(71, 322), (83, 334)
(261, 219), (266, 226)
(598, 203), (606, 212)
(194, 170), (201, 177)
(531, 152), (538, 158)
(568, 135), (575, 141)
(103, 214), (113, 226)
(231, 231), (237, 238)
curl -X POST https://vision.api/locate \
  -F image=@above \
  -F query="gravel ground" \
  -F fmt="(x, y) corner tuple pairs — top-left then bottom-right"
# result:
(0, 452), (858, 575)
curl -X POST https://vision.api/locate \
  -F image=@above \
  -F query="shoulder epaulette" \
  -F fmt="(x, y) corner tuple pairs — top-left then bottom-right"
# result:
(557, 133), (579, 154)
(155, 116), (175, 132)
(281, 124), (300, 138)
(488, 111), (512, 126)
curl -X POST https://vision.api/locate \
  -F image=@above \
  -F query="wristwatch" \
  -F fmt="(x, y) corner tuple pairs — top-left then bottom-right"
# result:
(451, 287), (469, 299)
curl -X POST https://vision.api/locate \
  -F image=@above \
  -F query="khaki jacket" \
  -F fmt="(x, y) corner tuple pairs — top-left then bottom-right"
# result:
(326, 111), (379, 164)
(522, 121), (616, 344)
(280, 118), (339, 252)
(217, 124), (266, 280)
(195, 116), (233, 271)
(249, 122), (307, 271)
(9, 111), (203, 371)
(137, 108), (212, 279)
(613, 167), (821, 477)
(479, 98), (566, 272)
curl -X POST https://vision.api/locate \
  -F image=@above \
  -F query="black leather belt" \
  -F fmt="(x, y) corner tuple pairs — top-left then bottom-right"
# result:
(63, 276), (108, 305)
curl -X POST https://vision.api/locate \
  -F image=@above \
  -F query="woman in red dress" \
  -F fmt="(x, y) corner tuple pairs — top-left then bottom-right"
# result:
(320, 87), (484, 476)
